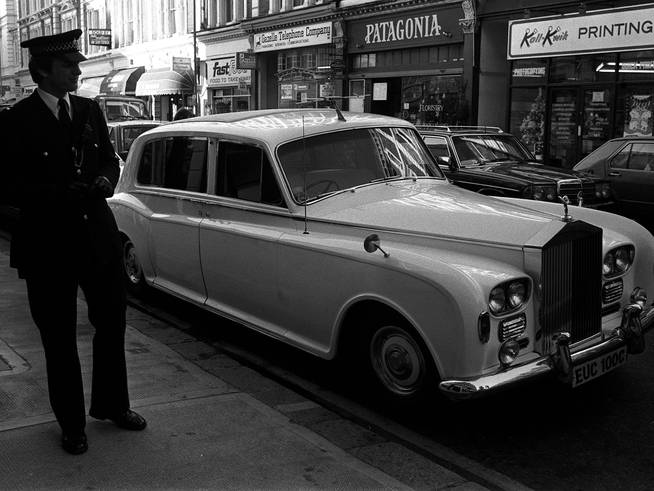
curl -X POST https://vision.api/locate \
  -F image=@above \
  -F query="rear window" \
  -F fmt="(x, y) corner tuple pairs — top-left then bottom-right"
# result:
(137, 136), (208, 192)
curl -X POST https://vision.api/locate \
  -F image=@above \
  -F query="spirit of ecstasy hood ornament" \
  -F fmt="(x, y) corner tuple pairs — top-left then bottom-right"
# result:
(560, 195), (573, 222)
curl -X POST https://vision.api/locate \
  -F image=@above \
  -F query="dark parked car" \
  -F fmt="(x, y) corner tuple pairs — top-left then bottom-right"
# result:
(108, 120), (162, 161)
(573, 137), (654, 220)
(419, 126), (613, 208)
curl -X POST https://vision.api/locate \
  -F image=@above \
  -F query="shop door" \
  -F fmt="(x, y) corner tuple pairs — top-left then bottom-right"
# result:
(548, 87), (612, 168)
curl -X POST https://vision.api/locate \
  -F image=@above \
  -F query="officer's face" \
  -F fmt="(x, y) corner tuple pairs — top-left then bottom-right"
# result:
(44, 57), (81, 95)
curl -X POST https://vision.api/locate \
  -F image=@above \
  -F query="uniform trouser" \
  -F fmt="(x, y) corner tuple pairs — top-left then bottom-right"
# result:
(25, 258), (129, 435)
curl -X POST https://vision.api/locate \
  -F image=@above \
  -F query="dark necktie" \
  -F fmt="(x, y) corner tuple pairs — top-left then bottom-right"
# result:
(58, 98), (72, 131)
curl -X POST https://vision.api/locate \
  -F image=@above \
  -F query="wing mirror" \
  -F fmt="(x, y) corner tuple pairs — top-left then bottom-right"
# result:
(363, 234), (390, 258)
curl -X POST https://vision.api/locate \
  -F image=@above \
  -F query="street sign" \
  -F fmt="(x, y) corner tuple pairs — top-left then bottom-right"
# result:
(88, 29), (111, 47)
(172, 57), (193, 72)
(236, 51), (256, 70)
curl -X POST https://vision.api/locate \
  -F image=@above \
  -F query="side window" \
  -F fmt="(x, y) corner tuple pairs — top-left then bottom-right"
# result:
(425, 136), (451, 166)
(610, 144), (631, 170)
(136, 137), (208, 192)
(627, 142), (654, 171)
(216, 141), (284, 206)
(108, 127), (117, 149)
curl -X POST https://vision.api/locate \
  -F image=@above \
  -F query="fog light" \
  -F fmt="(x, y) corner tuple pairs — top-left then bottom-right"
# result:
(498, 339), (520, 366)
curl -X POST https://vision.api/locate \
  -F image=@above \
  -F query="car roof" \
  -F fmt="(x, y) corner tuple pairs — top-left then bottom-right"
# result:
(417, 125), (504, 135)
(140, 109), (415, 146)
(107, 120), (163, 127)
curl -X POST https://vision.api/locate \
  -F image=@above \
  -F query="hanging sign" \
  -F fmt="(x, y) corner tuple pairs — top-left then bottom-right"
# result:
(88, 29), (111, 47)
(508, 4), (654, 59)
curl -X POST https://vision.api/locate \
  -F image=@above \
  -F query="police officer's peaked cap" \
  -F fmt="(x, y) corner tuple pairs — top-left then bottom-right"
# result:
(21, 29), (86, 62)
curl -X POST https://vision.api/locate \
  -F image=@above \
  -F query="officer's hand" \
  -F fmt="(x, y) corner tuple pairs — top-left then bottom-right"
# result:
(89, 176), (114, 198)
(66, 181), (89, 201)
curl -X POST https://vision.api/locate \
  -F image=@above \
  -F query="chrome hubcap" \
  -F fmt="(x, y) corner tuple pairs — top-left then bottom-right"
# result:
(370, 326), (425, 396)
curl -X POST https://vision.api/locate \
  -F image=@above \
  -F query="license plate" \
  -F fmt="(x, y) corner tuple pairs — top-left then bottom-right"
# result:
(571, 346), (628, 388)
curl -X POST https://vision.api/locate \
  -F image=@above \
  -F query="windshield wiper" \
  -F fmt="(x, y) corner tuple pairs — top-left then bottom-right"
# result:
(369, 175), (417, 183)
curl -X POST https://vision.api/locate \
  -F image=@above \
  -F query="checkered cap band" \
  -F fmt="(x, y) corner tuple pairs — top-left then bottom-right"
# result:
(29, 38), (81, 56)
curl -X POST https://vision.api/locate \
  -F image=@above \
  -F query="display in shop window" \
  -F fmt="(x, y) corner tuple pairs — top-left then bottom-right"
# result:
(624, 94), (652, 137)
(519, 90), (545, 159)
(399, 75), (466, 125)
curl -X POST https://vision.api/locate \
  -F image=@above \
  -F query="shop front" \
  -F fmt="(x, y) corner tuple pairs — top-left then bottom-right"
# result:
(135, 62), (194, 121)
(507, 3), (654, 167)
(345, 3), (465, 125)
(206, 54), (252, 114)
(253, 21), (341, 109)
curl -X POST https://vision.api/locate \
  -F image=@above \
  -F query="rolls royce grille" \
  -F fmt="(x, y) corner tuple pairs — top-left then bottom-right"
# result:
(540, 221), (603, 353)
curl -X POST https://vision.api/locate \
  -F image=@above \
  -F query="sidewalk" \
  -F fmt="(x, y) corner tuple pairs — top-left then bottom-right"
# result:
(0, 237), (489, 490)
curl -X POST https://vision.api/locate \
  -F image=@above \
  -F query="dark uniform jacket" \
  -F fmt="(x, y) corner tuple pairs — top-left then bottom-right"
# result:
(0, 92), (120, 278)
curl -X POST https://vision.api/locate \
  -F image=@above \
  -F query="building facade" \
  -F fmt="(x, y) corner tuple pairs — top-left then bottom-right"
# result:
(476, 0), (654, 167)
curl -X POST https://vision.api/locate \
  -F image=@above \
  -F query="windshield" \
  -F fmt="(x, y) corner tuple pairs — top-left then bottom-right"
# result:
(105, 100), (149, 121)
(277, 127), (443, 202)
(452, 134), (533, 167)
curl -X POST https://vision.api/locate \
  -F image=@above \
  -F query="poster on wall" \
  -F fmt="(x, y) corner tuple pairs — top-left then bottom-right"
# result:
(281, 85), (293, 100)
(373, 83), (387, 101)
(624, 95), (653, 137)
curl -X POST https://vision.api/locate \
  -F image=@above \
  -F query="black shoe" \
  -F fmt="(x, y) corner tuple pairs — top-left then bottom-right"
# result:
(90, 409), (147, 431)
(62, 432), (88, 455)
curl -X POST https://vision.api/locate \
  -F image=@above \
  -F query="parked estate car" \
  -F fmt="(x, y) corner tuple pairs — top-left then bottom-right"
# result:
(109, 109), (654, 404)
(108, 120), (162, 161)
(573, 136), (654, 221)
(419, 126), (613, 208)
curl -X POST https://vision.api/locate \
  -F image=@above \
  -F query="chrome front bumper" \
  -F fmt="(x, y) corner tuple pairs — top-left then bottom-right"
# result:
(439, 300), (654, 400)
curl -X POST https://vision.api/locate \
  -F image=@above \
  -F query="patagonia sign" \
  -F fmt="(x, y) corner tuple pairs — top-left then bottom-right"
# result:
(347, 6), (463, 53)
(508, 4), (654, 59)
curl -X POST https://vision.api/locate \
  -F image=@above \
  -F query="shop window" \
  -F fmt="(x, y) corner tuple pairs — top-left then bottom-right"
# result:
(399, 75), (465, 126)
(510, 87), (545, 158)
(550, 54), (617, 83)
(617, 86), (654, 137)
(618, 50), (654, 82)
(352, 54), (376, 69)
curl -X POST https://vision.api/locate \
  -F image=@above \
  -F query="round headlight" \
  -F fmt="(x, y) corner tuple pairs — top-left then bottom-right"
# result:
(498, 339), (521, 366)
(532, 186), (544, 200)
(489, 286), (506, 314)
(603, 251), (615, 276)
(508, 281), (527, 308)
(601, 183), (611, 198)
(545, 187), (556, 201)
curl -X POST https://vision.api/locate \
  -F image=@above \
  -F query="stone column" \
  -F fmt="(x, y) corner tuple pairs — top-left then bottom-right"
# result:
(460, 0), (479, 125)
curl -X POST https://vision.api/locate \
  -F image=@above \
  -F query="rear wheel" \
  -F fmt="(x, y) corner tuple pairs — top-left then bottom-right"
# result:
(122, 237), (146, 295)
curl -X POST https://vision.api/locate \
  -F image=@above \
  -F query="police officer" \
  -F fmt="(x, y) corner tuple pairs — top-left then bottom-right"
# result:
(0, 29), (146, 455)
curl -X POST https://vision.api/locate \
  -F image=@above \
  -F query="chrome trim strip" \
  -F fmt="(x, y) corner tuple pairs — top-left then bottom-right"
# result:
(439, 302), (654, 400)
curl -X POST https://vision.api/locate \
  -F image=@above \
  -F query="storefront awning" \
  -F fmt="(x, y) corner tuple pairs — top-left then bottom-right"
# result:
(76, 76), (104, 98)
(99, 66), (145, 96)
(135, 68), (194, 96)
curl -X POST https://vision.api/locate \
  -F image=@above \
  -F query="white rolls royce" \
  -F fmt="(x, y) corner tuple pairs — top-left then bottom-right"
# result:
(109, 109), (654, 404)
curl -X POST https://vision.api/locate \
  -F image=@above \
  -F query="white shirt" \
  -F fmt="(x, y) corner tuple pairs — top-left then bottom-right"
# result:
(37, 88), (72, 121)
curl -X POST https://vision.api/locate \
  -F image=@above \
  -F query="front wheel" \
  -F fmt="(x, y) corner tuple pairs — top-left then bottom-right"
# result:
(366, 323), (436, 404)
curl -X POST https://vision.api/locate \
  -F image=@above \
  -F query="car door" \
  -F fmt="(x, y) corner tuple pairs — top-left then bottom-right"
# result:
(136, 135), (209, 303)
(199, 139), (294, 336)
(608, 141), (654, 216)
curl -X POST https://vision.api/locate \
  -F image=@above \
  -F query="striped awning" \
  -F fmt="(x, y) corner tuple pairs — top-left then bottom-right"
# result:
(100, 66), (145, 96)
(135, 68), (194, 96)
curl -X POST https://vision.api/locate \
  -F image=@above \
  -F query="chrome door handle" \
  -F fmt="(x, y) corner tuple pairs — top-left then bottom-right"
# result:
(608, 171), (622, 177)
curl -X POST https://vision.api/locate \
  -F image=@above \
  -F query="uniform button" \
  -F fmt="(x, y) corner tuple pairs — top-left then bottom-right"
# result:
(76, 169), (82, 175)
(43, 152), (48, 157)
(83, 214), (88, 220)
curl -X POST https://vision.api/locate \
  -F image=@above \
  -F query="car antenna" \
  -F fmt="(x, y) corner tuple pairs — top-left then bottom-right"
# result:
(302, 113), (309, 234)
(330, 98), (346, 122)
